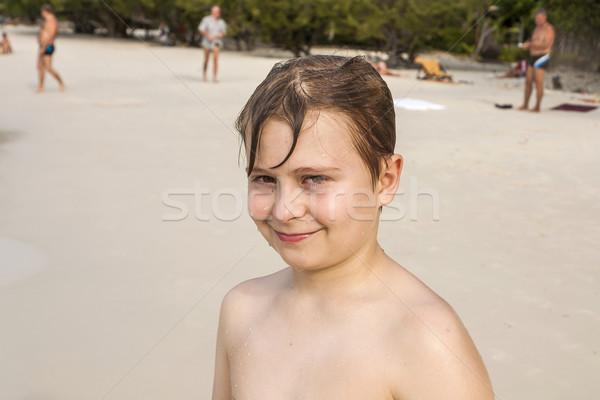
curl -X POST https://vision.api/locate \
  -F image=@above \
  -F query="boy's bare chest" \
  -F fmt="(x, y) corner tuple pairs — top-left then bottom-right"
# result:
(228, 307), (397, 400)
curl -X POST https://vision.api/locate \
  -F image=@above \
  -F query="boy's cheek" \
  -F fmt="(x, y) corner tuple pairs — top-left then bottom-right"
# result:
(346, 190), (379, 221)
(311, 190), (348, 222)
(248, 190), (274, 220)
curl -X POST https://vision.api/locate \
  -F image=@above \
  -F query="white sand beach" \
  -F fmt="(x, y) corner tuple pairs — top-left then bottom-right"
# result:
(1, 27), (599, 399)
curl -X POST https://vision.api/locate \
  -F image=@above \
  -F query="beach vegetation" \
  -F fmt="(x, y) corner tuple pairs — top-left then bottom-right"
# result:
(1, 0), (598, 70)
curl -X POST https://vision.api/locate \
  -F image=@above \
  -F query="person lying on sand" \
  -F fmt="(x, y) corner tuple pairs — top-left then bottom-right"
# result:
(1, 32), (13, 54)
(498, 58), (527, 78)
(370, 60), (399, 76)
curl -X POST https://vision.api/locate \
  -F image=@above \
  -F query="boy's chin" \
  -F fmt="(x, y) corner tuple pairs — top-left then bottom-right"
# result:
(276, 251), (322, 271)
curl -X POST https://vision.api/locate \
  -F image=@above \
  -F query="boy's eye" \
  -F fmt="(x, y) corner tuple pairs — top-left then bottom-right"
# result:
(252, 175), (276, 185)
(303, 175), (327, 185)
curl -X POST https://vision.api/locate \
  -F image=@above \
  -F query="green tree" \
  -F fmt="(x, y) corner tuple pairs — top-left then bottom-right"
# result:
(342, 0), (479, 60)
(544, 0), (600, 68)
(2, 0), (46, 22)
(173, 0), (212, 44)
(239, 0), (346, 56)
(218, 0), (257, 50)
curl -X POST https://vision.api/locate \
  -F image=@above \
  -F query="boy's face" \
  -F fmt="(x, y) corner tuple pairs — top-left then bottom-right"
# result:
(247, 113), (385, 271)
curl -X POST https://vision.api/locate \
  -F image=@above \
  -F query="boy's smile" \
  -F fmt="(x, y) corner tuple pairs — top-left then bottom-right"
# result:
(274, 229), (322, 243)
(247, 112), (385, 271)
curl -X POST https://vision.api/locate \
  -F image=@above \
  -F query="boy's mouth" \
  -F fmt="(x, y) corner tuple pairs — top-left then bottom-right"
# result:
(274, 230), (320, 243)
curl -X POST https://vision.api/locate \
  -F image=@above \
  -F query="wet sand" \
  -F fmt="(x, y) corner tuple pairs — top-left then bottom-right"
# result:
(1, 27), (599, 399)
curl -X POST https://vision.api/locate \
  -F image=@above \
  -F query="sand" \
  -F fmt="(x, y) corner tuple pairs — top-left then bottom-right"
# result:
(1, 26), (599, 400)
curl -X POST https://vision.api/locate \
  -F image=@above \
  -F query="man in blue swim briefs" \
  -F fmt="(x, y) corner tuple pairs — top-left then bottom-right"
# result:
(36, 4), (65, 93)
(518, 8), (555, 112)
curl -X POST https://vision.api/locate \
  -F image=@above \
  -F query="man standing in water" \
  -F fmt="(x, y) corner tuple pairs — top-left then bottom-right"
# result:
(198, 5), (227, 82)
(36, 4), (65, 93)
(518, 8), (555, 112)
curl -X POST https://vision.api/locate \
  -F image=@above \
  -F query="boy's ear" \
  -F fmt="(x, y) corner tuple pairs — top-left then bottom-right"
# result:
(377, 155), (403, 206)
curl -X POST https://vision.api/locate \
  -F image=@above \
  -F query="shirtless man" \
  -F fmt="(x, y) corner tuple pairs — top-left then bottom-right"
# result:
(36, 4), (65, 92)
(198, 5), (227, 82)
(518, 8), (555, 112)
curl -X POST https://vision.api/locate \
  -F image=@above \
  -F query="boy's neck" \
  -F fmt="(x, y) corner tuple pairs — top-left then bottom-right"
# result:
(290, 241), (390, 298)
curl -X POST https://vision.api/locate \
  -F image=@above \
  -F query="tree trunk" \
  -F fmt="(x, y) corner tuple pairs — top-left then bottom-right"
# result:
(98, 10), (127, 37)
(519, 18), (524, 43)
(473, 19), (493, 58)
(381, 25), (398, 55)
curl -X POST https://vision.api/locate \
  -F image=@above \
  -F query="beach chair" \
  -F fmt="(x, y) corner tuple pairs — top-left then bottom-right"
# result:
(414, 57), (453, 81)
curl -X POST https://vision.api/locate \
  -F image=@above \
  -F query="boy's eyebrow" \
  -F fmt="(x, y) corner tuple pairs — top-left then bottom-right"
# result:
(247, 167), (269, 174)
(293, 166), (342, 174)
(248, 166), (342, 174)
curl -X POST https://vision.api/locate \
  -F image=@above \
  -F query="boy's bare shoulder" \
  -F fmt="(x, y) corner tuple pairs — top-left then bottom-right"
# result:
(383, 267), (465, 352)
(218, 268), (289, 324)
(383, 264), (493, 399)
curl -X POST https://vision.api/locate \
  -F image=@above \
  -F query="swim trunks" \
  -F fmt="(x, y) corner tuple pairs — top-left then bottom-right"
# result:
(43, 44), (55, 55)
(529, 53), (550, 69)
(201, 37), (223, 50)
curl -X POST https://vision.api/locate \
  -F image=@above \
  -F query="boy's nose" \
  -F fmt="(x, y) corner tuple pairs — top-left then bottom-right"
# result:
(272, 184), (306, 222)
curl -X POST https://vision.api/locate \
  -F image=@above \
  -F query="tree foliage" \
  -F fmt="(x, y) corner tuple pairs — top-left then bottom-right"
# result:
(338, 0), (482, 60)
(1, 0), (598, 67)
(544, 0), (600, 68)
(2, 0), (47, 22)
(229, 0), (347, 56)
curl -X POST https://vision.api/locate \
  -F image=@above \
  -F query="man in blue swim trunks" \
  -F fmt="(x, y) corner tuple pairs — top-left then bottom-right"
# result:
(36, 4), (65, 92)
(518, 8), (555, 112)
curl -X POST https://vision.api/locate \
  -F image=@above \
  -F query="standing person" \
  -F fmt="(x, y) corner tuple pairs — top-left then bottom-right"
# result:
(36, 4), (65, 92)
(211, 55), (494, 400)
(518, 8), (555, 112)
(198, 5), (227, 82)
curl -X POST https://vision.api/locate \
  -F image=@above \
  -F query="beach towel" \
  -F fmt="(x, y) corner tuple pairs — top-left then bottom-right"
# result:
(551, 103), (598, 112)
(394, 98), (446, 111)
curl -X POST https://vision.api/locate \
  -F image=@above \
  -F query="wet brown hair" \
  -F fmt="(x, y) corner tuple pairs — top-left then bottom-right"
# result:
(41, 4), (53, 13)
(235, 55), (396, 187)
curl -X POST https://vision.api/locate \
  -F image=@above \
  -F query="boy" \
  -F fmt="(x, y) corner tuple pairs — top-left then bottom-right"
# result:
(212, 55), (493, 399)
